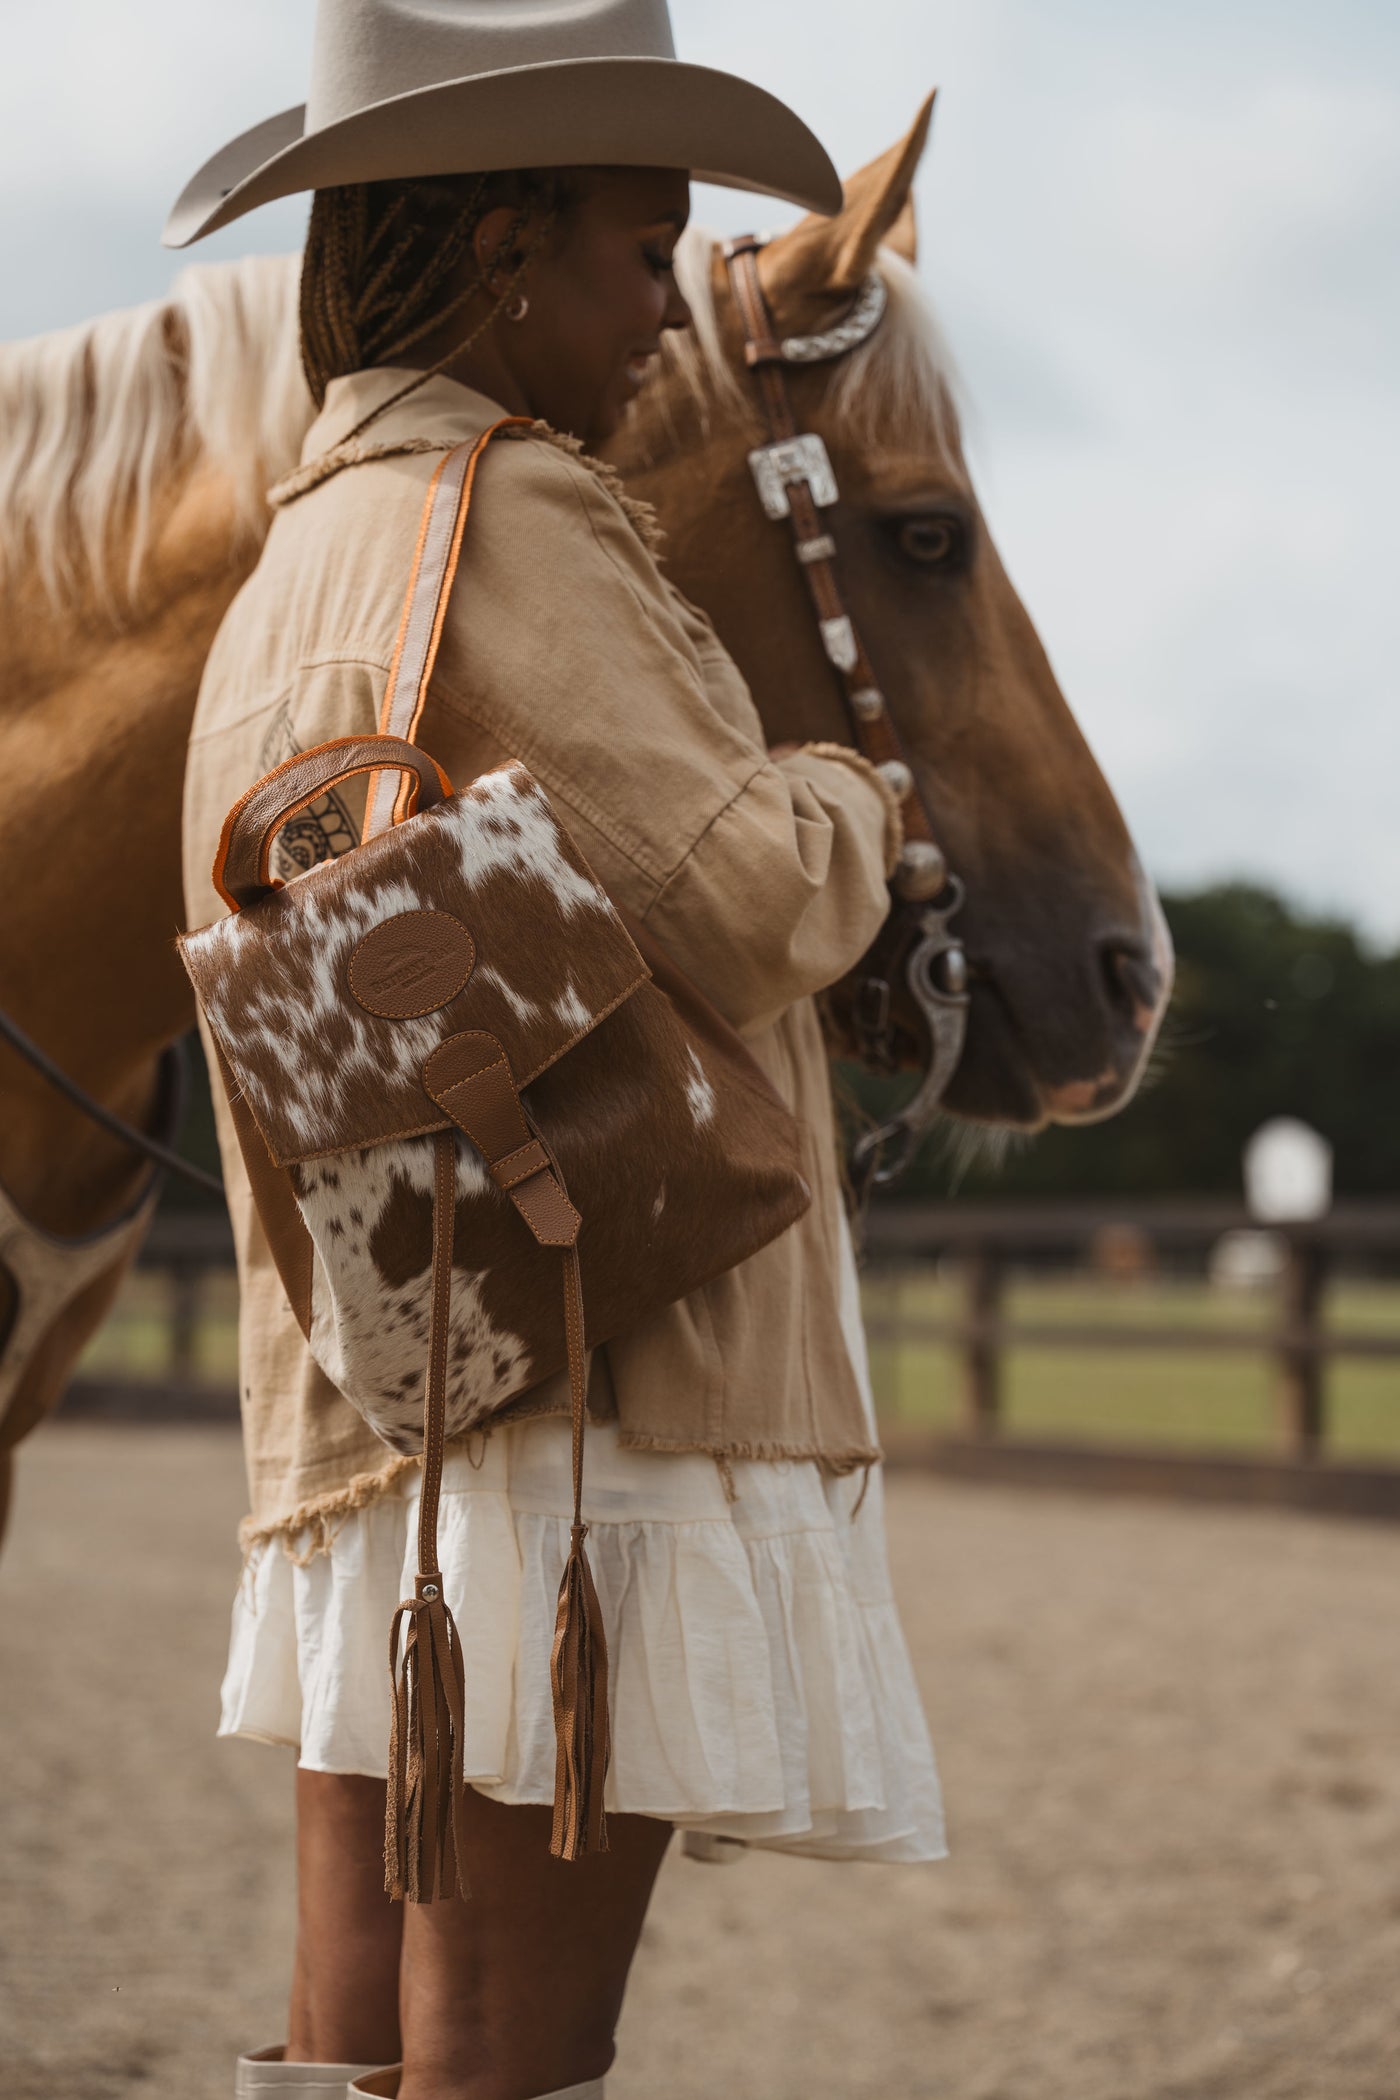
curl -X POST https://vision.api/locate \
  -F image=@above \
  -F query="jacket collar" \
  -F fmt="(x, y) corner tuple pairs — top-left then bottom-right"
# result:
(313, 368), (508, 454)
(271, 367), (510, 507)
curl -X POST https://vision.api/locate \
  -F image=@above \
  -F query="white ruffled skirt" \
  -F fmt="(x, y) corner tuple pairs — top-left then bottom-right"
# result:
(220, 1221), (946, 1865)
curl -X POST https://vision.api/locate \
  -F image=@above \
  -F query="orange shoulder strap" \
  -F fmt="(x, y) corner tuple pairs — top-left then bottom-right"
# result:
(364, 415), (532, 839)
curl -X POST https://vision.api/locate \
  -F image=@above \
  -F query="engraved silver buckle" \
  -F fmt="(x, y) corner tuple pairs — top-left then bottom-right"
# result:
(747, 433), (839, 520)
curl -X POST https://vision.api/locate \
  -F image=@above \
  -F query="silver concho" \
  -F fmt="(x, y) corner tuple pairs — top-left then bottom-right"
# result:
(747, 433), (840, 520)
(895, 839), (949, 902)
(820, 616), (858, 672)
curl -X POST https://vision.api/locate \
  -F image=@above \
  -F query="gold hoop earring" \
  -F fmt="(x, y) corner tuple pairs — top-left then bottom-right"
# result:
(504, 292), (529, 323)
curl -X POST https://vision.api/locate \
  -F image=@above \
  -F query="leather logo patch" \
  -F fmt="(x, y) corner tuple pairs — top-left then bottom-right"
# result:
(348, 911), (475, 1019)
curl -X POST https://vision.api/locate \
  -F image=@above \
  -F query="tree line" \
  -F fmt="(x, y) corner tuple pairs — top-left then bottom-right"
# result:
(880, 883), (1400, 1200)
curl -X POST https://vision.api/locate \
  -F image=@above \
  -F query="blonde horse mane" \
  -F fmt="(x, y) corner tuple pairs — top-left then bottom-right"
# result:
(0, 252), (311, 611)
(0, 228), (960, 614)
(664, 225), (963, 462)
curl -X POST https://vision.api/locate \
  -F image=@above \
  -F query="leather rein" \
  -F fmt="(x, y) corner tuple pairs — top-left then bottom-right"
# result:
(0, 1011), (222, 1198)
(723, 237), (969, 1191)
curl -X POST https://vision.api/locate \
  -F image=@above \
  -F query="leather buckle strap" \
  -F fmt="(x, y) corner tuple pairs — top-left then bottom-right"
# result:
(724, 235), (972, 1165)
(723, 239), (950, 906)
(418, 1028), (609, 1860)
(421, 1031), (581, 1249)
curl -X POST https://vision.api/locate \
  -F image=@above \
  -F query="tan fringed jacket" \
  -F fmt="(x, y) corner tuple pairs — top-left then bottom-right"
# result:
(182, 368), (901, 1551)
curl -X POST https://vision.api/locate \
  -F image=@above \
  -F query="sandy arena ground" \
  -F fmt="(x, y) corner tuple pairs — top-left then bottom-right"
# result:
(2, 1422), (1398, 2100)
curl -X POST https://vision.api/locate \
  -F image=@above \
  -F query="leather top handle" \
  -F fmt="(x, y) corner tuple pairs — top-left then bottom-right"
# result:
(213, 735), (452, 912)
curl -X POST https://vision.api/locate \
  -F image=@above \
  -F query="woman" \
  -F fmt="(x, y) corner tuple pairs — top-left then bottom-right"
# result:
(171, 5), (945, 2096)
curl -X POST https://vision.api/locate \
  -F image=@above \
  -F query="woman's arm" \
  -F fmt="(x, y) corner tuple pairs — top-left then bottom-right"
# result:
(642, 740), (900, 1035)
(428, 436), (900, 1033)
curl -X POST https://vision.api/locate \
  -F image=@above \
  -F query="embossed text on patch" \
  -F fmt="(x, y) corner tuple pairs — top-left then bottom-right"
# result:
(348, 910), (475, 1020)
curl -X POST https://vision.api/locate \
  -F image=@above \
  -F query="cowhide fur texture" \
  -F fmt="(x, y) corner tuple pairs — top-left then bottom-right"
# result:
(182, 762), (810, 1454)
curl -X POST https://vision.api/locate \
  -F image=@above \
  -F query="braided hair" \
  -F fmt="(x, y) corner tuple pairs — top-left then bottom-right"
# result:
(299, 168), (573, 443)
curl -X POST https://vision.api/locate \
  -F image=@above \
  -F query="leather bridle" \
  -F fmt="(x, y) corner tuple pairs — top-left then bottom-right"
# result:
(723, 237), (969, 1190)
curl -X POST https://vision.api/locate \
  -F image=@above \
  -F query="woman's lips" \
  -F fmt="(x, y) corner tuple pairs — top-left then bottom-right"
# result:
(622, 351), (656, 395)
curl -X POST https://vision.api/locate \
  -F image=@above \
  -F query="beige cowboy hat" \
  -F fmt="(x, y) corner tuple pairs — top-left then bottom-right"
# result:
(163, 0), (842, 248)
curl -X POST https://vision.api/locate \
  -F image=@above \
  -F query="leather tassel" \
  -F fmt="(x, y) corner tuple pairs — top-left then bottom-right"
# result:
(385, 1133), (468, 1904)
(385, 1573), (468, 1902)
(549, 1520), (611, 1860)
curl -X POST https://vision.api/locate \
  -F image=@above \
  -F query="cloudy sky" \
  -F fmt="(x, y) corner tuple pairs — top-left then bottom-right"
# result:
(3, 0), (1396, 942)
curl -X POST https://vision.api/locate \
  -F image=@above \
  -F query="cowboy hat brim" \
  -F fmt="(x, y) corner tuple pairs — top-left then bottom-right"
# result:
(163, 55), (842, 248)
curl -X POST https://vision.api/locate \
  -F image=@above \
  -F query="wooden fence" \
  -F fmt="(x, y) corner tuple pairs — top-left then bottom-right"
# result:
(862, 1198), (1400, 1517)
(65, 1212), (237, 1423)
(65, 1199), (1400, 1516)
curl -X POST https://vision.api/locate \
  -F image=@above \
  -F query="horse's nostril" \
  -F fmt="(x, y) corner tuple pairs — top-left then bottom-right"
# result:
(1099, 939), (1160, 1030)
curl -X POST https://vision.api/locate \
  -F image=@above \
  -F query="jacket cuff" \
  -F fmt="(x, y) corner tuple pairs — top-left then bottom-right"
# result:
(785, 740), (905, 880)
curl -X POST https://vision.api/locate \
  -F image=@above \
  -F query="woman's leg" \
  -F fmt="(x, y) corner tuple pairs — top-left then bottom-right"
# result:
(289, 1772), (404, 2066)
(399, 1790), (672, 2100)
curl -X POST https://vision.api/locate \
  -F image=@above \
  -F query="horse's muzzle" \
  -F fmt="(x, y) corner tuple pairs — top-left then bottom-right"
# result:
(941, 895), (1174, 1132)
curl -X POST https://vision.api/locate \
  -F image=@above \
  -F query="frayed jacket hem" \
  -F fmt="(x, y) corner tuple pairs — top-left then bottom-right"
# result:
(238, 1425), (882, 1563)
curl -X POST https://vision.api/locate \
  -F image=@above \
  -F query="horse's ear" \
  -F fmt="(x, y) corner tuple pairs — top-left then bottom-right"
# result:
(764, 93), (935, 298)
(881, 190), (919, 271)
(831, 93), (933, 282)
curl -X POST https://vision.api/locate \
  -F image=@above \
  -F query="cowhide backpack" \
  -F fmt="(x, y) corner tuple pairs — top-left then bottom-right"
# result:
(178, 421), (812, 1902)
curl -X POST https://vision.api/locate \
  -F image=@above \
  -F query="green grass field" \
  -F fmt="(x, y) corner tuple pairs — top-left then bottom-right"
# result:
(863, 1272), (1400, 1459)
(79, 1266), (1400, 1461)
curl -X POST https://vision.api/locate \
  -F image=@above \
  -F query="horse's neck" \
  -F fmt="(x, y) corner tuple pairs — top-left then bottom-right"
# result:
(0, 471), (253, 1234)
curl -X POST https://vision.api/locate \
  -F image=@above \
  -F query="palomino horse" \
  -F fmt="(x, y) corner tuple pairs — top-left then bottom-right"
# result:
(0, 105), (1170, 1529)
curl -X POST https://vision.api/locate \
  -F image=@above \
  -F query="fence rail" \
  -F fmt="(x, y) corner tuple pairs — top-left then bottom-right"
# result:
(860, 1198), (1400, 1513)
(65, 1212), (237, 1421)
(65, 1198), (1400, 1516)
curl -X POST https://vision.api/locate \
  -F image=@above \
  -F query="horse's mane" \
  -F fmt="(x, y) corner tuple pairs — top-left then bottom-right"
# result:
(665, 225), (963, 462)
(0, 253), (311, 609)
(0, 229), (959, 613)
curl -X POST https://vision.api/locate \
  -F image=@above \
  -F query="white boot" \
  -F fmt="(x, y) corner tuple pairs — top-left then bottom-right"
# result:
(236, 2044), (391, 2097)
(347, 2074), (605, 2098)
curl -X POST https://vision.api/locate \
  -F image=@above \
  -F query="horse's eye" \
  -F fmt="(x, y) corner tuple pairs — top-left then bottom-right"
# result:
(892, 515), (965, 568)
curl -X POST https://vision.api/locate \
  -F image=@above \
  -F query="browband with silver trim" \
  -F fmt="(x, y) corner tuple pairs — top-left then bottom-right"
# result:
(778, 274), (888, 364)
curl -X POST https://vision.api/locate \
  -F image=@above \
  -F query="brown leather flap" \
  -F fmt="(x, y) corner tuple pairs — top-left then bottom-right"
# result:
(180, 758), (649, 1168)
(422, 1030), (582, 1249)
